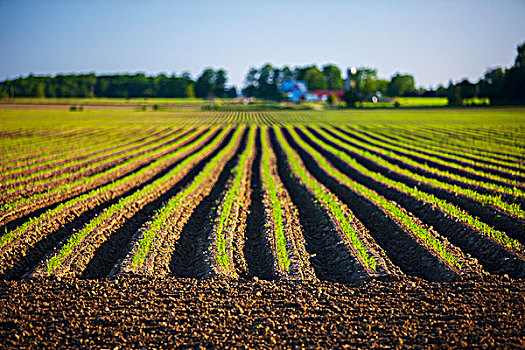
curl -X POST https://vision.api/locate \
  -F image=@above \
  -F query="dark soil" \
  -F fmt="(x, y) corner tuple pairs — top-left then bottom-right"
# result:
(323, 127), (525, 210)
(0, 129), (221, 279)
(170, 129), (248, 278)
(322, 128), (525, 239)
(0, 128), (190, 203)
(0, 127), (182, 183)
(82, 129), (236, 279)
(243, 129), (276, 280)
(0, 276), (523, 349)
(285, 128), (464, 281)
(0, 129), (208, 229)
(299, 128), (525, 279)
(269, 129), (368, 283)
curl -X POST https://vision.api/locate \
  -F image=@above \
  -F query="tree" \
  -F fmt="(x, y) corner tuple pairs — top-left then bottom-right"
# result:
(227, 87), (238, 98)
(194, 69), (215, 98)
(342, 89), (359, 107)
(0, 72), (205, 99)
(280, 66), (294, 84)
(478, 68), (504, 102)
(322, 64), (343, 90)
(435, 84), (447, 97)
(387, 73), (415, 97)
(257, 64), (278, 99)
(304, 66), (327, 90)
(447, 80), (461, 105)
(213, 69), (227, 97)
(242, 68), (258, 97)
(35, 83), (46, 98)
(458, 79), (476, 101)
(503, 42), (525, 103)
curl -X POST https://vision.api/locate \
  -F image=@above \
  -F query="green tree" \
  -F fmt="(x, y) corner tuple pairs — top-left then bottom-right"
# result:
(387, 73), (416, 97)
(242, 68), (258, 97)
(213, 69), (227, 97)
(322, 64), (343, 90)
(304, 66), (327, 90)
(447, 80), (461, 105)
(194, 69), (216, 98)
(257, 64), (279, 99)
(458, 79), (476, 100)
(35, 83), (46, 98)
(503, 42), (525, 103)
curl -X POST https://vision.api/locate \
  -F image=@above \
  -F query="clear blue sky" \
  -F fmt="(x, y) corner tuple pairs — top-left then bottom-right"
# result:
(1, 0), (524, 90)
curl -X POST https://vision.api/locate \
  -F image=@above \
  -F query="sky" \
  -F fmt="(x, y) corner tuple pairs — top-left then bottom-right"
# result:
(1, 0), (524, 90)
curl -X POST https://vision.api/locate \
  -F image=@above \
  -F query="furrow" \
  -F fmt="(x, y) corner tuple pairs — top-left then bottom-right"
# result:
(0, 128), (219, 279)
(112, 127), (245, 278)
(0, 128), (205, 227)
(0, 128), (191, 203)
(27, 128), (234, 279)
(297, 127), (525, 279)
(287, 127), (484, 281)
(0, 127), (172, 178)
(259, 127), (316, 280)
(271, 127), (393, 283)
(311, 127), (525, 243)
(346, 127), (525, 185)
(322, 127), (524, 208)
(242, 128), (279, 280)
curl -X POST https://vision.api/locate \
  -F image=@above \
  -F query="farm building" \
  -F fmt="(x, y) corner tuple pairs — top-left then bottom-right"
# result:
(312, 89), (345, 102)
(279, 80), (319, 103)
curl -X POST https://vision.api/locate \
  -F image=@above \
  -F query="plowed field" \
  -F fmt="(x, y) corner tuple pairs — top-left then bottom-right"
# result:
(1, 108), (524, 348)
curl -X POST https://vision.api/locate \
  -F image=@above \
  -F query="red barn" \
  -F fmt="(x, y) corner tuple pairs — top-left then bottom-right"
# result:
(312, 90), (345, 102)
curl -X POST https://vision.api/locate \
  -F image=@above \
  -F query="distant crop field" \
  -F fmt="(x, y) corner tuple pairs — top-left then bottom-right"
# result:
(395, 96), (448, 106)
(358, 97), (448, 108)
(0, 107), (523, 281)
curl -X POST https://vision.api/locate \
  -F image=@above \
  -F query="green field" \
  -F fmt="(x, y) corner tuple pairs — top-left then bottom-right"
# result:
(0, 106), (523, 129)
(1, 96), (459, 109)
(1, 106), (524, 281)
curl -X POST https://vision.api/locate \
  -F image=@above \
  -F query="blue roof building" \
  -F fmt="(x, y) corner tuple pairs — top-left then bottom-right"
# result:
(279, 80), (310, 103)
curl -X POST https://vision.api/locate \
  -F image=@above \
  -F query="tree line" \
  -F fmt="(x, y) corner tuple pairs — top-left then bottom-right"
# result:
(240, 64), (437, 102)
(1, 43), (523, 106)
(447, 43), (525, 105)
(0, 69), (236, 99)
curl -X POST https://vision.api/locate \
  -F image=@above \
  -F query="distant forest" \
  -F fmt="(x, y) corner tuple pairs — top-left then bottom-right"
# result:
(0, 69), (236, 99)
(1, 43), (523, 106)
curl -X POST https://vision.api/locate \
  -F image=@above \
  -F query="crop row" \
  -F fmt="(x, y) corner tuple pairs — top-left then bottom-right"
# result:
(0, 127), (178, 181)
(30, 128), (236, 278)
(378, 125), (525, 166)
(0, 121), (523, 282)
(0, 127), (222, 278)
(346, 126), (524, 186)
(0, 128), (188, 201)
(0, 128), (206, 225)
(314, 128), (524, 219)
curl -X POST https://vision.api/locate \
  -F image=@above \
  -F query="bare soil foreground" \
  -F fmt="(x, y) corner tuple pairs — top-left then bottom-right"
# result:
(0, 276), (523, 349)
